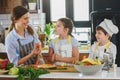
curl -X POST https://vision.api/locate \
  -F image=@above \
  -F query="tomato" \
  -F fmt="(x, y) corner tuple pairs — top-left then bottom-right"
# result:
(85, 62), (92, 66)
(36, 43), (40, 48)
(0, 58), (9, 69)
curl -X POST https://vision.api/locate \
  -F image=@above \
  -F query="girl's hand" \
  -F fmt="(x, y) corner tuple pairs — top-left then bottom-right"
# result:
(51, 54), (56, 62)
(36, 55), (43, 65)
(54, 54), (62, 61)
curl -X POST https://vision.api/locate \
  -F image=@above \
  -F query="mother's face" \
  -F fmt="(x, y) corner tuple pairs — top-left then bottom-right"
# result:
(15, 12), (30, 29)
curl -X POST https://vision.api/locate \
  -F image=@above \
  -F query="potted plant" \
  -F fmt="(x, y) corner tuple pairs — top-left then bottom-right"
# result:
(44, 23), (56, 44)
(28, 0), (37, 10)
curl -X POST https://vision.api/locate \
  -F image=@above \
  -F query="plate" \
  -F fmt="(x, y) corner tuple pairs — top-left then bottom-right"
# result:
(37, 64), (56, 69)
(0, 69), (9, 74)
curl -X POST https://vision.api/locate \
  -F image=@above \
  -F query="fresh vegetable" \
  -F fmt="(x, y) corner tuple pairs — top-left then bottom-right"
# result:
(8, 66), (19, 75)
(61, 63), (67, 67)
(95, 57), (101, 64)
(79, 58), (102, 66)
(81, 58), (98, 65)
(84, 62), (92, 66)
(44, 23), (56, 44)
(17, 66), (50, 80)
(0, 58), (9, 69)
(6, 63), (14, 70)
(36, 43), (40, 48)
(0, 58), (4, 61)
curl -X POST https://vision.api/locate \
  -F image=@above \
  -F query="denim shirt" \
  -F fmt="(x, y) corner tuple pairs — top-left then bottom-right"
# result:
(5, 27), (40, 65)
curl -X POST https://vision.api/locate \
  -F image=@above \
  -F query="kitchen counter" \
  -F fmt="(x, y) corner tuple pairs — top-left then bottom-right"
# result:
(0, 67), (120, 80)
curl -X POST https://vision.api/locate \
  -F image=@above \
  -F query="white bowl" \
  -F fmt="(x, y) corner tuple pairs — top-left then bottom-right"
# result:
(74, 64), (103, 75)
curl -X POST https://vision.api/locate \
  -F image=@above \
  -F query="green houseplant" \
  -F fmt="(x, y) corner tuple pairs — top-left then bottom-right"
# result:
(44, 23), (56, 44)
(28, 0), (36, 3)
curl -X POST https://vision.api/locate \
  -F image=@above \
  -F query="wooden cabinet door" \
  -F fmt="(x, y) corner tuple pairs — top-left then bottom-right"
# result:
(0, 0), (22, 14)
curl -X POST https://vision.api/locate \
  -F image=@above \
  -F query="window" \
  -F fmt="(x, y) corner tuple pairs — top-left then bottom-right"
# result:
(73, 0), (89, 21)
(50, 0), (66, 21)
(43, 0), (92, 27)
(43, 0), (92, 44)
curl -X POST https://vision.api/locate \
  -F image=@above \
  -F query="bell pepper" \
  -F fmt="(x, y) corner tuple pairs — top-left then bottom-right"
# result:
(0, 58), (9, 69)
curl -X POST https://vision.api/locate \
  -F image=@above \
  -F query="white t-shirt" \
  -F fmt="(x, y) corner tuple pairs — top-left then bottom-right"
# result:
(89, 41), (117, 63)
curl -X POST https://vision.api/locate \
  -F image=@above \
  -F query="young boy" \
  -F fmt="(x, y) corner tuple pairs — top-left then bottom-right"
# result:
(89, 18), (119, 70)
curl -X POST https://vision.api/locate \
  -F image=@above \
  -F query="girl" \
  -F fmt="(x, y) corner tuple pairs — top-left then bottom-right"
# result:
(48, 18), (79, 66)
(5, 6), (42, 66)
(89, 18), (119, 70)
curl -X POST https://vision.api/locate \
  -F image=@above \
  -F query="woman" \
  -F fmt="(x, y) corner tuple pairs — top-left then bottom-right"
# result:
(48, 18), (79, 66)
(5, 6), (42, 66)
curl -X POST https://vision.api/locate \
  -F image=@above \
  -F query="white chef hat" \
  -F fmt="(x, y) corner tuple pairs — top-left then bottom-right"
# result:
(98, 18), (119, 36)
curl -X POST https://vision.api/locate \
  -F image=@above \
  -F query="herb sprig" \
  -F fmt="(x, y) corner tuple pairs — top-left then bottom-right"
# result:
(17, 66), (49, 80)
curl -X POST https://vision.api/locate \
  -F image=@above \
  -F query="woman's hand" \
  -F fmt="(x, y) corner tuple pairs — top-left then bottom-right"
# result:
(31, 43), (41, 56)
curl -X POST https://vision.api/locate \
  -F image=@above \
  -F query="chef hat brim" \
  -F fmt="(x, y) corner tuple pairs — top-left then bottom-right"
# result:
(99, 18), (119, 36)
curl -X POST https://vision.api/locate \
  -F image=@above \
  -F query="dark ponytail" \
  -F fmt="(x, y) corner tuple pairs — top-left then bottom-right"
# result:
(7, 6), (34, 35)
(27, 25), (34, 35)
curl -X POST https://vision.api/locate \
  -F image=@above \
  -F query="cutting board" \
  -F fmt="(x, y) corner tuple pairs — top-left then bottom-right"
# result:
(47, 66), (78, 72)
(25, 64), (78, 72)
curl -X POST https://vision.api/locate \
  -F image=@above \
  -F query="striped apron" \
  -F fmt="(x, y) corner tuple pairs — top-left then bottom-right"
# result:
(17, 39), (37, 65)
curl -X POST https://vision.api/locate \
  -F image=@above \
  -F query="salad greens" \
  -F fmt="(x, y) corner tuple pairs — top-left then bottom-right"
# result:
(17, 66), (50, 80)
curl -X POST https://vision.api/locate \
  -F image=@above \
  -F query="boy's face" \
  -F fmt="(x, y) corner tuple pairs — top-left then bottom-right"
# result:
(95, 30), (109, 42)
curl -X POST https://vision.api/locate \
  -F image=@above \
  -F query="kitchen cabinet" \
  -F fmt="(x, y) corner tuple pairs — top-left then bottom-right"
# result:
(0, 0), (22, 14)
(0, 0), (39, 14)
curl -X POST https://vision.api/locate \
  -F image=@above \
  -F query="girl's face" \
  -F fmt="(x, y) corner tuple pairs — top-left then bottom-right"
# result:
(55, 21), (67, 35)
(95, 30), (109, 43)
(15, 12), (30, 29)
